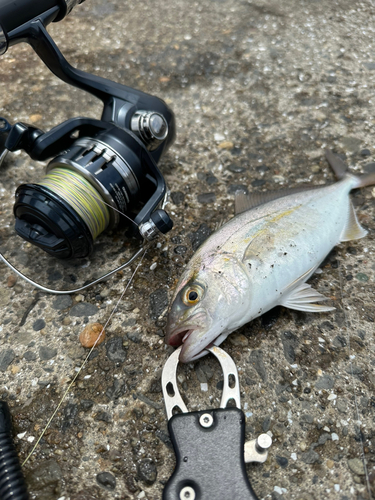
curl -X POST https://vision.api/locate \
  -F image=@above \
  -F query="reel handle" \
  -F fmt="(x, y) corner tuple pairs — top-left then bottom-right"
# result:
(0, 0), (85, 55)
(0, 1), (85, 35)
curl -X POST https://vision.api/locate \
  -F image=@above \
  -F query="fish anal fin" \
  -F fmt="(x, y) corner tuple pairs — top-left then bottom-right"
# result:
(340, 201), (368, 242)
(280, 282), (335, 313)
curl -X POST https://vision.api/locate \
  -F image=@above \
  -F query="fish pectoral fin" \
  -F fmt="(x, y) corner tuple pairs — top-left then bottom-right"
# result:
(280, 282), (335, 313)
(282, 266), (317, 293)
(340, 201), (368, 242)
(214, 218), (227, 230)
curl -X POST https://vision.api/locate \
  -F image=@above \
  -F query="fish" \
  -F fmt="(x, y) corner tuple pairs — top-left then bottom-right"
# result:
(166, 151), (375, 363)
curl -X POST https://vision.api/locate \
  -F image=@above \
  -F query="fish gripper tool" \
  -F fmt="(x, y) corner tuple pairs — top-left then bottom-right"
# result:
(161, 345), (272, 500)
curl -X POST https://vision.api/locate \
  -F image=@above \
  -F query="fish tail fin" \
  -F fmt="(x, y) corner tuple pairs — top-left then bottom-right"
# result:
(325, 149), (375, 188)
(351, 172), (375, 189)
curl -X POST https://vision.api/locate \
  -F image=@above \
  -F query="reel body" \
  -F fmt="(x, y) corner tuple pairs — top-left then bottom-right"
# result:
(0, 0), (176, 290)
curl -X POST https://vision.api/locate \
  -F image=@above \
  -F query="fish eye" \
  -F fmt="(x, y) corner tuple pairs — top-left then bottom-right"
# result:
(182, 285), (204, 306)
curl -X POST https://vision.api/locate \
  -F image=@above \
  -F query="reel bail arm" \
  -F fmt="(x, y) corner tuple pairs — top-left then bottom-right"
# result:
(0, 1), (176, 292)
(4, 12), (175, 163)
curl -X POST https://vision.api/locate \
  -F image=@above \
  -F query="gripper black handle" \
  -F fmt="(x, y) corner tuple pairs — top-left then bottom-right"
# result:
(163, 408), (259, 500)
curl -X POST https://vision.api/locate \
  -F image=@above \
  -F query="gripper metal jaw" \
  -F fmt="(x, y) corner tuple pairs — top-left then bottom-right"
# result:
(161, 346), (272, 500)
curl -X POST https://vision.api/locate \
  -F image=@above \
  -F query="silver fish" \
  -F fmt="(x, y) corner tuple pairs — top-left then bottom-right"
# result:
(166, 152), (375, 362)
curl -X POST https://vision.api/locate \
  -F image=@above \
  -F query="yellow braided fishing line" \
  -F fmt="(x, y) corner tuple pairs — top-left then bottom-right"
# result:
(39, 168), (110, 239)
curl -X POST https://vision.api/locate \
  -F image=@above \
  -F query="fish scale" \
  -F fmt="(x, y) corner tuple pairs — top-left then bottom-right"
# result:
(166, 154), (374, 363)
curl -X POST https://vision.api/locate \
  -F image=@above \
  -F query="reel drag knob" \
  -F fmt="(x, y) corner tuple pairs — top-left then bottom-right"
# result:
(139, 209), (173, 241)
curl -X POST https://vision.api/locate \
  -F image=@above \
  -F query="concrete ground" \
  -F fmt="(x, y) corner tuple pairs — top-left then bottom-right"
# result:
(0, 0), (374, 499)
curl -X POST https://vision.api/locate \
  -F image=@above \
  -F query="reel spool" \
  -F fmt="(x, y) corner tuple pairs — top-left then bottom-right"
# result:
(0, 0), (176, 293)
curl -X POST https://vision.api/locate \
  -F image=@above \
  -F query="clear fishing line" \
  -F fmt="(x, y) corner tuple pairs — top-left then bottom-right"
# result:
(39, 167), (111, 239)
(22, 248), (148, 466)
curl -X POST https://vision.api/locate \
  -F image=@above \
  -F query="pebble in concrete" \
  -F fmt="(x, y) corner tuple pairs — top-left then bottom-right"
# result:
(149, 288), (169, 320)
(280, 331), (298, 364)
(33, 319), (46, 331)
(315, 374), (334, 390)
(0, 349), (15, 372)
(137, 458), (158, 485)
(23, 351), (37, 361)
(70, 302), (99, 317)
(227, 183), (249, 195)
(127, 330), (141, 343)
(39, 346), (57, 360)
(0, 288), (11, 307)
(96, 471), (116, 490)
(248, 350), (267, 382)
(106, 379), (126, 400)
(105, 337), (126, 363)
(26, 460), (62, 500)
(171, 191), (185, 205)
(197, 192), (216, 203)
(52, 295), (73, 310)
(276, 456), (288, 468)
(347, 458), (365, 476)
(300, 448), (321, 464)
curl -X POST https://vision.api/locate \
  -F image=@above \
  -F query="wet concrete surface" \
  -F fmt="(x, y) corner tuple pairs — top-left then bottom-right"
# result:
(0, 0), (375, 499)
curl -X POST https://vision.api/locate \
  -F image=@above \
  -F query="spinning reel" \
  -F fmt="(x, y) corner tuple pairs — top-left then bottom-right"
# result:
(0, 0), (176, 293)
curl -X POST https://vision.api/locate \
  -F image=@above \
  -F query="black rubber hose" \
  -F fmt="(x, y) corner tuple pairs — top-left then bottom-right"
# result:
(0, 401), (29, 500)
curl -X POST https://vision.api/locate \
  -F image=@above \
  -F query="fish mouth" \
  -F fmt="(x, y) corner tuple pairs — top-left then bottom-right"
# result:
(166, 310), (222, 363)
(166, 325), (200, 347)
(167, 325), (210, 362)
(167, 323), (223, 363)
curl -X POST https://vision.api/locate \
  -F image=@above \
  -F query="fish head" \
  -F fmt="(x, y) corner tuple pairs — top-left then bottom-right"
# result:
(166, 255), (250, 362)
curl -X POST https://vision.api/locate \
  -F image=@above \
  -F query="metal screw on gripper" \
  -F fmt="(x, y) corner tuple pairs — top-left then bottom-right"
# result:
(199, 413), (213, 428)
(179, 486), (196, 499)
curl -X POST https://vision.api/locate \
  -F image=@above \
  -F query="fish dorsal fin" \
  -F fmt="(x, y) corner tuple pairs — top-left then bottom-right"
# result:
(280, 282), (336, 313)
(340, 201), (368, 242)
(234, 185), (326, 215)
(235, 192), (255, 215)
